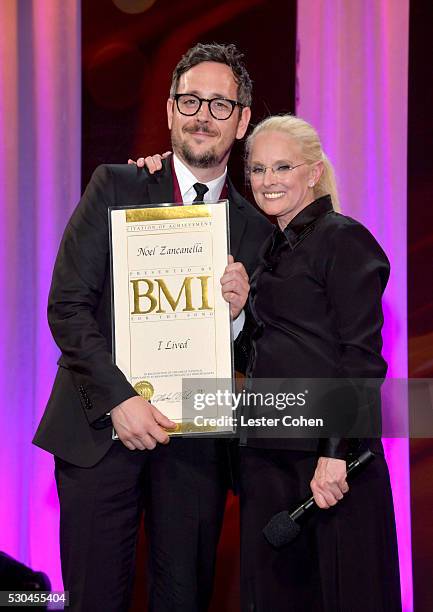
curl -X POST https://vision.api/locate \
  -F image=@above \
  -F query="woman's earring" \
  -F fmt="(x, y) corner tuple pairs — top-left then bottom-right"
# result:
(308, 182), (315, 188)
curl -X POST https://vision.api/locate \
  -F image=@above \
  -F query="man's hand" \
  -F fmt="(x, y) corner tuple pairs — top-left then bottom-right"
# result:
(128, 152), (171, 174)
(111, 396), (176, 451)
(220, 255), (250, 320)
(310, 457), (349, 509)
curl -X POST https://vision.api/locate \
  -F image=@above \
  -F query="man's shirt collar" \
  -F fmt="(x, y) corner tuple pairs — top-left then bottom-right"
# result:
(173, 154), (227, 204)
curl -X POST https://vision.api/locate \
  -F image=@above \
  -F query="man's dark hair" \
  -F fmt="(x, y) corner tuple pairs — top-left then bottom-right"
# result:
(170, 43), (252, 107)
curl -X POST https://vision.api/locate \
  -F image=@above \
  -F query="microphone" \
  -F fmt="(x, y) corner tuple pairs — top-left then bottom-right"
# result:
(262, 449), (375, 548)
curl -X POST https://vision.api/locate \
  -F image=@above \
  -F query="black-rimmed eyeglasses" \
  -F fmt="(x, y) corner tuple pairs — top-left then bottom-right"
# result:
(173, 93), (244, 120)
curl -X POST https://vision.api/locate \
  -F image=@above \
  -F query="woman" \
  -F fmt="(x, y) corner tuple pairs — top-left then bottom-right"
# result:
(131, 113), (401, 611)
(239, 115), (401, 611)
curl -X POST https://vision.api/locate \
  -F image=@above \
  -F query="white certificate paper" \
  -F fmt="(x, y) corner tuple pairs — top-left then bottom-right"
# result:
(109, 202), (234, 435)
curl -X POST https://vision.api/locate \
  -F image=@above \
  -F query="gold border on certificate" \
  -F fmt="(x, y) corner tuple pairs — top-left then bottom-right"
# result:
(126, 205), (212, 222)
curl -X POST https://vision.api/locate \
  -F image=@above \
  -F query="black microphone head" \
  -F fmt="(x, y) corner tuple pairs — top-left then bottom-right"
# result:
(262, 511), (301, 548)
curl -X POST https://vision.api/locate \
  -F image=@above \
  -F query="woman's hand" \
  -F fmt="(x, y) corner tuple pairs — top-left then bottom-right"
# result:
(128, 151), (171, 174)
(220, 255), (250, 319)
(310, 456), (349, 509)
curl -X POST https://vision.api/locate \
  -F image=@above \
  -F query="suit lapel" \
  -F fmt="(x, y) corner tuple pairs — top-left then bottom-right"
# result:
(147, 157), (175, 204)
(227, 179), (248, 259)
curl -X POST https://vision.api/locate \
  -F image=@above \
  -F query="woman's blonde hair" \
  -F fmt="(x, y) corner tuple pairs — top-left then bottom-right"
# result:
(245, 114), (340, 212)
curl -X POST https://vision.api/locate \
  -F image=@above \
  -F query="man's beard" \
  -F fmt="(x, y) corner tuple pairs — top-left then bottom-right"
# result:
(180, 142), (219, 168)
(172, 122), (232, 169)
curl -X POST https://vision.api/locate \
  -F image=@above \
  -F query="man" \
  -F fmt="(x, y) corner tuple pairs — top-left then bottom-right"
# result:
(33, 43), (271, 612)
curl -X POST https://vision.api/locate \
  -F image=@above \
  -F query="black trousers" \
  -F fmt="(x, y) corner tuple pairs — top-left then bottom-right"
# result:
(146, 438), (228, 612)
(239, 447), (402, 612)
(55, 438), (228, 612)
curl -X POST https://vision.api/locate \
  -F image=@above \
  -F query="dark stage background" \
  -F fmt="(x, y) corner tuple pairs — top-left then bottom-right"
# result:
(82, 0), (296, 201)
(408, 1), (433, 611)
(81, 1), (296, 609)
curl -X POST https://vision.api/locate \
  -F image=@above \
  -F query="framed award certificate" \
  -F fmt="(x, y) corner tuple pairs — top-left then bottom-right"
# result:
(109, 202), (234, 435)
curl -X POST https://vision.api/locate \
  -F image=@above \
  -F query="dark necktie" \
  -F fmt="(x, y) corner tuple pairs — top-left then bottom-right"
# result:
(192, 182), (209, 203)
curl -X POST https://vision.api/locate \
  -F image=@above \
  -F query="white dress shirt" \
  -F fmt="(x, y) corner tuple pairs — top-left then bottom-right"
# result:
(173, 154), (227, 203)
(172, 154), (245, 338)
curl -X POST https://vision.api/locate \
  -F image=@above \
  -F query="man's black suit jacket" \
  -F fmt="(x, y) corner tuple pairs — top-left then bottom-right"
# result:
(33, 158), (272, 467)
